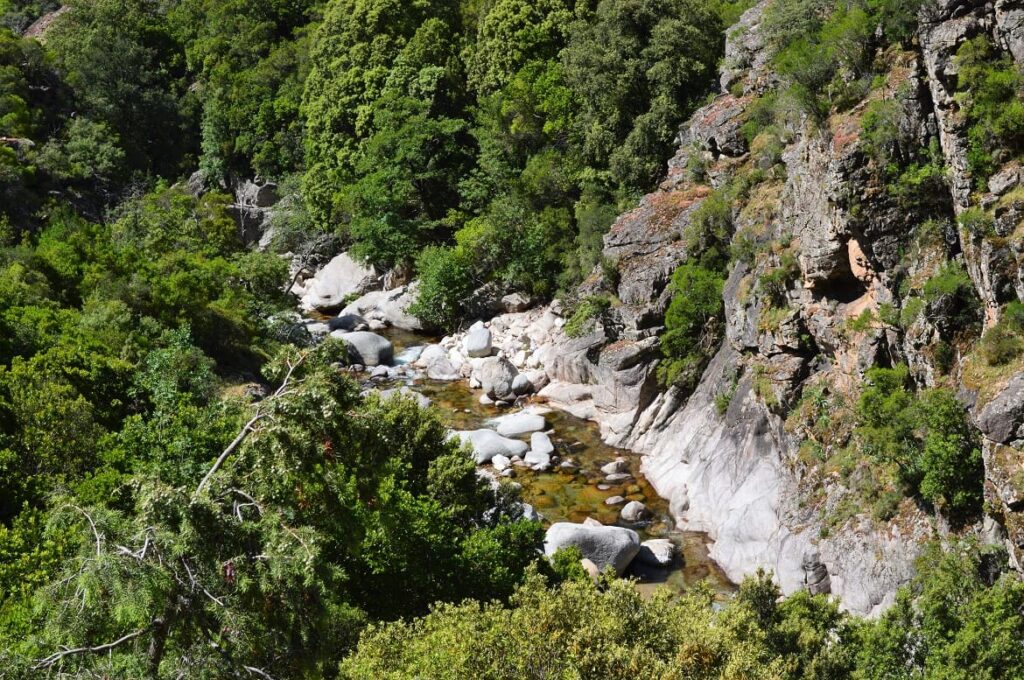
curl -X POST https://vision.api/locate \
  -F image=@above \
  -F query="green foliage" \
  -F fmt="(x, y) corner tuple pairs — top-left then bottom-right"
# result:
(923, 261), (980, 337)
(954, 36), (1024, 189)
(981, 301), (1024, 366)
(408, 244), (477, 331)
(47, 0), (198, 176)
(658, 263), (725, 390)
(562, 0), (723, 193)
(855, 365), (983, 517)
(342, 568), (859, 678)
(563, 294), (611, 338)
(765, 0), (923, 117)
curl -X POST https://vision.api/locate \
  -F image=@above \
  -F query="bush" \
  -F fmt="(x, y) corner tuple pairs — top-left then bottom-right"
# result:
(563, 295), (611, 338)
(658, 264), (725, 390)
(981, 302), (1024, 366)
(409, 246), (477, 331)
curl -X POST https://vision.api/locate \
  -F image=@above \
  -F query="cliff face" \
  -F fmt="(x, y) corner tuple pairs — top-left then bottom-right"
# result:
(468, 0), (1024, 616)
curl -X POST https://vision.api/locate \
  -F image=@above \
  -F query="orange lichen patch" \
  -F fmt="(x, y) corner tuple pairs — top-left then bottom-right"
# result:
(831, 114), (862, 155)
(609, 185), (712, 237)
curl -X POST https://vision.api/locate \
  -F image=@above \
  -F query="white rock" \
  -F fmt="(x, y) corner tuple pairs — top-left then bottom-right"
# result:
(620, 501), (650, 523)
(449, 429), (529, 464)
(604, 495), (626, 506)
(636, 539), (675, 568)
(300, 253), (378, 312)
(544, 522), (641, 576)
(524, 450), (551, 471)
(492, 454), (511, 472)
(492, 412), (546, 437)
(601, 459), (629, 475)
(463, 321), (493, 358)
(530, 431), (555, 456)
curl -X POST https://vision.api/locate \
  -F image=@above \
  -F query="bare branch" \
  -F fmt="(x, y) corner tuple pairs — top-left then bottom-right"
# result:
(68, 505), (102, 556)
(244, 666), (278, 680)
(193, 352), (306, 499)
(33, 628), (147, 669)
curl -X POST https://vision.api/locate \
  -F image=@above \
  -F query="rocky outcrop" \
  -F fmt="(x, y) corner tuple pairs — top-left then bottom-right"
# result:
(294, 253), (379, 313)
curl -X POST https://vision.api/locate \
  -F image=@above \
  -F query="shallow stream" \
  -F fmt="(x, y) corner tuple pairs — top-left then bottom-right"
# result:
(380, 326), (736, 598)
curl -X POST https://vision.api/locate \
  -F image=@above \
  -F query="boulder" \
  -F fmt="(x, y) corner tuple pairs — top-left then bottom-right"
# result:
(450, 429), (529, 464)
(636, 539), (675, 568)
(977, 374), (1024, 444)
(463, 321), (493, 358)
(492, 454), (512, 472)
(340, 332), (393, 367)
(300, 253), (378, 312)
(493, 412), (547, 437)
(417, 344), (461, 381)
(543, 522), (641, 576)
(330, 313), (366, 332)
(341, 284), (424, 331)
(501, 292), (532, 313)
(475, 357), (519, 401)
(601, 459), (629, 475)
(530, 431), (555, 456)
(512, 374), (534, 395)
(620, 501), (650, 523)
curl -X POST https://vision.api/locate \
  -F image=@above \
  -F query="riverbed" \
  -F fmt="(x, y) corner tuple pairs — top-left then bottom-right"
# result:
(375, 326), (735, 598)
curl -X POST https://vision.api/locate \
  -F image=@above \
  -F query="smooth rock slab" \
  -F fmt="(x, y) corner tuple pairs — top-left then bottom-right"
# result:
(300, 253), (377, 312)
(493, 412), (547, 437)
(543, 522), (641, 576)
(449, 429), (529, 464)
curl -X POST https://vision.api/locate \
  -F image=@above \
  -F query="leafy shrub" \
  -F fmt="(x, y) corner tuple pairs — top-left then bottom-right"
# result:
(955, 36), (1024, 188)
(409, 245), (477, 332)
(923, 261), (980, 336)
(563, 295), (611, 338)
(980, 301), (1024, 366)
(658, 264), (725, 390)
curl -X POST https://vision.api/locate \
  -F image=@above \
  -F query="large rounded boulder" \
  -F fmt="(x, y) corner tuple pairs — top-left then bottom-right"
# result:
(340, 331), (393, 367)
(449, 429), (529, 464)
(474, 357), (518, 401)
(543, 522), (641, 576)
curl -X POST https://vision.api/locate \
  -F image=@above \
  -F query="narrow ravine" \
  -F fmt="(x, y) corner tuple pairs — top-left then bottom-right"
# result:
(361, 324), (736, 597)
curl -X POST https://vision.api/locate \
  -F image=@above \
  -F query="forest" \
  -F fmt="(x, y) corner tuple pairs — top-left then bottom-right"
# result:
(1, 0), (1023, 677)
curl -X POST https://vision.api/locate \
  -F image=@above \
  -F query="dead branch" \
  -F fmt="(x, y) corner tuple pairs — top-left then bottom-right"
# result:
(33, 628), (147, 669)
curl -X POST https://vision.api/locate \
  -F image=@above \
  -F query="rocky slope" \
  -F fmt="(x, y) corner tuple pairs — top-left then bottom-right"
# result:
(419, 0), (1024, 616)
(289, 0), (1024, 616)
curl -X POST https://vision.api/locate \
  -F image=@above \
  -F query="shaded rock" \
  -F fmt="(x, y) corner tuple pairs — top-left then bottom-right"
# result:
(543, 522), (641, 576)
(341, 284), (424, 331)
(450, 429), (529, 464)
(977, 374), (1024, 444)
(330, 313), (366, 332)
(512, 374), (534, 395)
(475, 356), (519, 401)
(339, 332), (393, 367)
(636, 539), (675, 568)
(502, 292), (532, 313)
